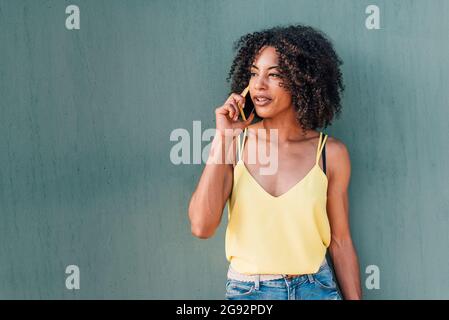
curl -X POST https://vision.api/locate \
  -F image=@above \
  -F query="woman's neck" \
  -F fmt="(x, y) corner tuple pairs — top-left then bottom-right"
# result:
(260, 112), (314, 143)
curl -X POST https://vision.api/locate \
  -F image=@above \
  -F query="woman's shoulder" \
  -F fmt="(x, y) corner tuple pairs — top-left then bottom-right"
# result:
(324, 135), (349, 156)
(323, 134), (351, 180)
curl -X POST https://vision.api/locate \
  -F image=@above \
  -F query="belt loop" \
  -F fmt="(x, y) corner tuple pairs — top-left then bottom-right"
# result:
(307, 274), (314, 283)
(254, 274), (260, 290)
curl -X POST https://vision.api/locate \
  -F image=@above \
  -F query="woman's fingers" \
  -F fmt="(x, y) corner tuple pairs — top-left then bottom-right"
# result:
(224, 104), (236, 119)
(230, 93), (246, 110)
(215, 91), (250, 136)
(216, 104), (231, 116)
(225, 94), (245, 120)
(234, 109), (255, 129)
(226, 101), (240, 121)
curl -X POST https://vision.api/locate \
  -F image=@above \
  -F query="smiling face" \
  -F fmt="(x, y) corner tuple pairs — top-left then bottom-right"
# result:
(249, 46), (293, 119)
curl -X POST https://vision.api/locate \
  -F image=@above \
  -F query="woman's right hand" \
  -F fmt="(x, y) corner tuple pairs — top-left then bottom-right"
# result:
(215, 93), (255, 137)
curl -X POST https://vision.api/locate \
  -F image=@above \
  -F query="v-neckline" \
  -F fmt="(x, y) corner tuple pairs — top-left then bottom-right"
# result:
(237, 159), (327, 200)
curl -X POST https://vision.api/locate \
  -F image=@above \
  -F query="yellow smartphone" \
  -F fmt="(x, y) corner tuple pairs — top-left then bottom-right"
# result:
(238, 85), (250, 120)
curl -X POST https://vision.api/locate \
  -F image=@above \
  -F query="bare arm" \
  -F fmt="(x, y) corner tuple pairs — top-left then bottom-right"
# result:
(326, 138), (363, 300)
(188, 133), (235, 239)
(188, 93), (254, 239)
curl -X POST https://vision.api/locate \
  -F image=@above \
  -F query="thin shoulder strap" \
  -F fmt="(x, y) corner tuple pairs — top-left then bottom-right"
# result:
(322, 140), (326, 174)
(315, 131), (328, 165)
(237, 127), (248, 162)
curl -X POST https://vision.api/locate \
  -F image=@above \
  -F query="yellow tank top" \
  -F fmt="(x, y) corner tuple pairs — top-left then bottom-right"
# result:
(225, 128), (330, 275)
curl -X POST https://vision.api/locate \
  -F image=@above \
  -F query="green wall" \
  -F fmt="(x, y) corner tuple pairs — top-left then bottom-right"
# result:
(1, 0), (448, 299)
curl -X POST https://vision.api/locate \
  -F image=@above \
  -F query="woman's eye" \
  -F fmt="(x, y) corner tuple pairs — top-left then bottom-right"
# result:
(249, 72), (281, 78)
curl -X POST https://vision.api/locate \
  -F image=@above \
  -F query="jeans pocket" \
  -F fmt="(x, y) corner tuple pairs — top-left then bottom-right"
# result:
(313, 267), (337, 290)
(225, 279), (255, 297)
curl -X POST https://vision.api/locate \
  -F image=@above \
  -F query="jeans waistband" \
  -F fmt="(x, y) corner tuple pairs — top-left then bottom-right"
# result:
(227, 258), (328, 283)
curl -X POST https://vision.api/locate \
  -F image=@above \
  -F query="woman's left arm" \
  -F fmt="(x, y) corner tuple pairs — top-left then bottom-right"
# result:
(326, 138), (362, 300)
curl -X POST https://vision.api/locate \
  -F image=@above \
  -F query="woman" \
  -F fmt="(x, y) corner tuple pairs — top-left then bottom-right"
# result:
(188, 24), (362, 300)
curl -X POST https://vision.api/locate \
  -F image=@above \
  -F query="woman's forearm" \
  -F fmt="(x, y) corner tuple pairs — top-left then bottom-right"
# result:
(329, 239), (363, 300)
(188, 132), (235, 238)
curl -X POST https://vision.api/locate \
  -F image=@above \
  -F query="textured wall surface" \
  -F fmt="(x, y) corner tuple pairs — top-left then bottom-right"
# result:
(0, 0), (448, 299)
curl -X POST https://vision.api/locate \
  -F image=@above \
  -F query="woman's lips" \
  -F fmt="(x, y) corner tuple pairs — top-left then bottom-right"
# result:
(254, 97), (272, 106)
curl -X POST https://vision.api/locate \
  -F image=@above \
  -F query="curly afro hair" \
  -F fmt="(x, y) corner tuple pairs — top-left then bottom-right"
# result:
(226, 24), (344, 132)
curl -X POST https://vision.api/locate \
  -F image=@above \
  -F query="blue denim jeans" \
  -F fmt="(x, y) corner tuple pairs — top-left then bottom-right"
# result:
(225, 261), (342, 300)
